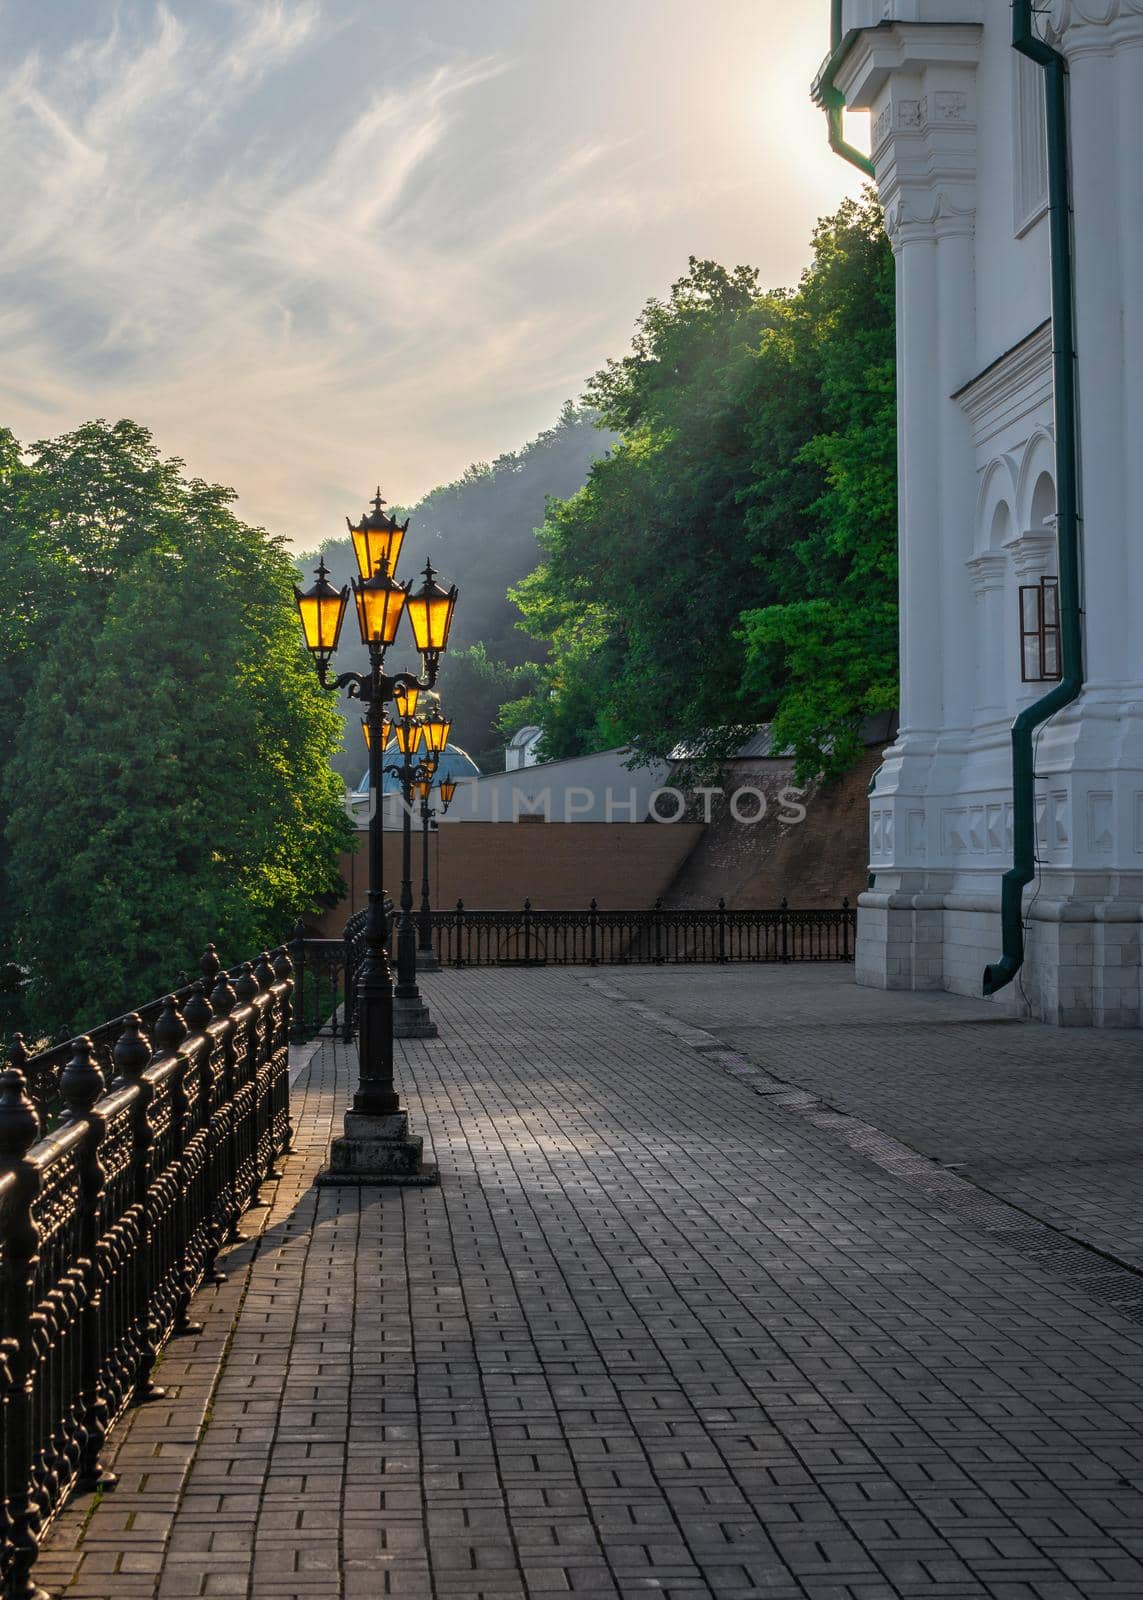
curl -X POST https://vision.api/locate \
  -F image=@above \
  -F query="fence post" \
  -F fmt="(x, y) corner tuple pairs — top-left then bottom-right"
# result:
(781, 897), (790, 963)
(589, 899), (598, 966)
(273, 946), (295, 1152)
(111, 1013), (166, 1403)
(523, 899), (532, 966)
(842, 896), (852, 960)
(255, 951), (287, 1165)
(58, 1036), (117, 1492)
(187, 981), (227, 1285)
(653, 898), (664, 965)
(0, 1057), (45, 1599)
(154, 995), (201, 1341)
(341, 918), (355, 1043)
(289, 920), (307, 1043)
(717, 897), (728, 964)
(452, 899), (464, 968)
(233, 963), (266, 1209)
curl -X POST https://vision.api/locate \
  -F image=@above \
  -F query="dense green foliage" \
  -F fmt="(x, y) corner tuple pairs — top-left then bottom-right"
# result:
(301, 403), (608, 778)
(434, 644), (543, 773)
(0, 420), (351, 1039)
(505, 194), (897, 780)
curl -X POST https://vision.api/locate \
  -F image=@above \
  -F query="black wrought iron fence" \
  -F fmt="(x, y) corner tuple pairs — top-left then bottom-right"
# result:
(0, 946), (294, 1599)
(287, 906), (373, 1043)
(422, 898), (855, 967)
(290, 900), (855, 1009)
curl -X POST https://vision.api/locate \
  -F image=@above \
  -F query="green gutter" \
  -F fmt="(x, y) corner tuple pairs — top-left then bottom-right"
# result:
(983, 1), (1084, 995)
(812, 0), (876, 177)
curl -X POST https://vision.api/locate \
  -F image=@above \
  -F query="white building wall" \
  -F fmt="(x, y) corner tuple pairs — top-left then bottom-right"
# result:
(834, 0), (1143, 1024)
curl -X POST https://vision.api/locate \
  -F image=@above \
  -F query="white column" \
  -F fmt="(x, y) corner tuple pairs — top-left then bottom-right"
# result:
(967, 554), (1007, 719)
(1063, 36), (1130, 688)
(934, 217), (978, 736)
(893, 217), (944, 740)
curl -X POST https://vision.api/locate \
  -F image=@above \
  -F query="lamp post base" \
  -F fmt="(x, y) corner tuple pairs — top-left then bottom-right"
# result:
(393, 993), (438, 1037)
(316, 1111), (439, 1186)
(416, 947), (441, 972)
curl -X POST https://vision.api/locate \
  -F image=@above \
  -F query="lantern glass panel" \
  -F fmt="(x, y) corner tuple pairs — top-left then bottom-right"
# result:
(295, 569), (348, 657)
(393, 683), (420, 721)
(353, 574), (407, 646)
(406, 565), (458, 654)
(350, 520), (405, 581)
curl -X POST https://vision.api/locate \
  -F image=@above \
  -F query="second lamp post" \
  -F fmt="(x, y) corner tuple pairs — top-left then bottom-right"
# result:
(384, 690), (447, 1034)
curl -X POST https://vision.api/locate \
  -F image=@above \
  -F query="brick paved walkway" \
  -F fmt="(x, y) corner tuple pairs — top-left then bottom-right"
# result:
(38, 968), (1143, 1600)
(593, 966), (1143, 1271)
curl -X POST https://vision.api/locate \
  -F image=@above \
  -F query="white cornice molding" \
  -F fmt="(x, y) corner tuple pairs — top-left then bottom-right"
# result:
(837, 22), (982, 107)
(966, 552), (1008, 594)
(954, 322), (1053, 446)
(838, 3), (983, 42)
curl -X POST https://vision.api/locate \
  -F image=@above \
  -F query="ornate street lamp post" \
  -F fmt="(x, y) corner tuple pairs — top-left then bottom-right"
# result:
(416, 707), (452, 971)
(385, 701), (439, 1034)
(293, 488), (457, 1184)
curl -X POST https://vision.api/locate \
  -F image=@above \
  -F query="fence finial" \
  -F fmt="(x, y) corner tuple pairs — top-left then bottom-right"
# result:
(183, 981), (213, 1035)
(234, 962), (259, 1004)
(200, 943), (222, 991)
(254, 951), (275, 991)
(59, 1036), (105, 1126)
(112, 1014), (152, 1088)
(210, 969), (238, 1017)
(154, 995), (189, 1055)
(0, 1061), (40, 1164)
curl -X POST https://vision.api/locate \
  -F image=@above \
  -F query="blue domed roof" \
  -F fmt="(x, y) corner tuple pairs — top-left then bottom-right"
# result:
(353, 740), (482, 797)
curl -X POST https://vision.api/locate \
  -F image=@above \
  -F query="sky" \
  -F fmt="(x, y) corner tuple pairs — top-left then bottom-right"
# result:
(0, 0), (865, 549)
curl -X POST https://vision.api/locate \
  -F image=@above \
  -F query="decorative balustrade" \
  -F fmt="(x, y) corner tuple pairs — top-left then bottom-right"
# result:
(0, 946), (293, 1600)
(289, 901), (855, 1015)
(422, 898), (856, 967)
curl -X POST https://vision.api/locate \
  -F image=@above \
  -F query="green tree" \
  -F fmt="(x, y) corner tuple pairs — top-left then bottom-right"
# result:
(505, 194), (897, 781)
(740, 196), (898, 779)
(433, 642), (543, 772)
(1, 421), (351, 1038)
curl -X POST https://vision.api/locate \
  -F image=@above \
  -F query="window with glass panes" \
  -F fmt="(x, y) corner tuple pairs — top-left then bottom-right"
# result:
(1020, 576), (1061, 682)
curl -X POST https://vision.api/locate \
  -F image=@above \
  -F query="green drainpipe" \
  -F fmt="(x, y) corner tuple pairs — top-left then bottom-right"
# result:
(812, 0), (877, 177)
(982, 0), (1084, 995)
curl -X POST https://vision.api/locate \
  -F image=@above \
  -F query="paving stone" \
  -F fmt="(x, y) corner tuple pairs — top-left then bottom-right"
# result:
(32, 970), (1143, 1599)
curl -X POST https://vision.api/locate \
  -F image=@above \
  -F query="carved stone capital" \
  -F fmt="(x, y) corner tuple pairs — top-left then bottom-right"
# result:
(1044, 0), (1143, 51)
(885, 184), (976, 243)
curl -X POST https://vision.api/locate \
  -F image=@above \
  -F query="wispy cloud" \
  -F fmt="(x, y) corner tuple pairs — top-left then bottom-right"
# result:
(0, 0), (860, 544)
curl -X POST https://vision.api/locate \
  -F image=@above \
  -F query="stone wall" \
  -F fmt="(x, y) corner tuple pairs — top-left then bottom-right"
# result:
(316, 821), (705, 935)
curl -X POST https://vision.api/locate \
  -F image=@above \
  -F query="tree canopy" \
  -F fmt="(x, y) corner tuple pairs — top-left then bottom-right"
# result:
(0, 419), (351, 1040)
(504, 194), (897, 780)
